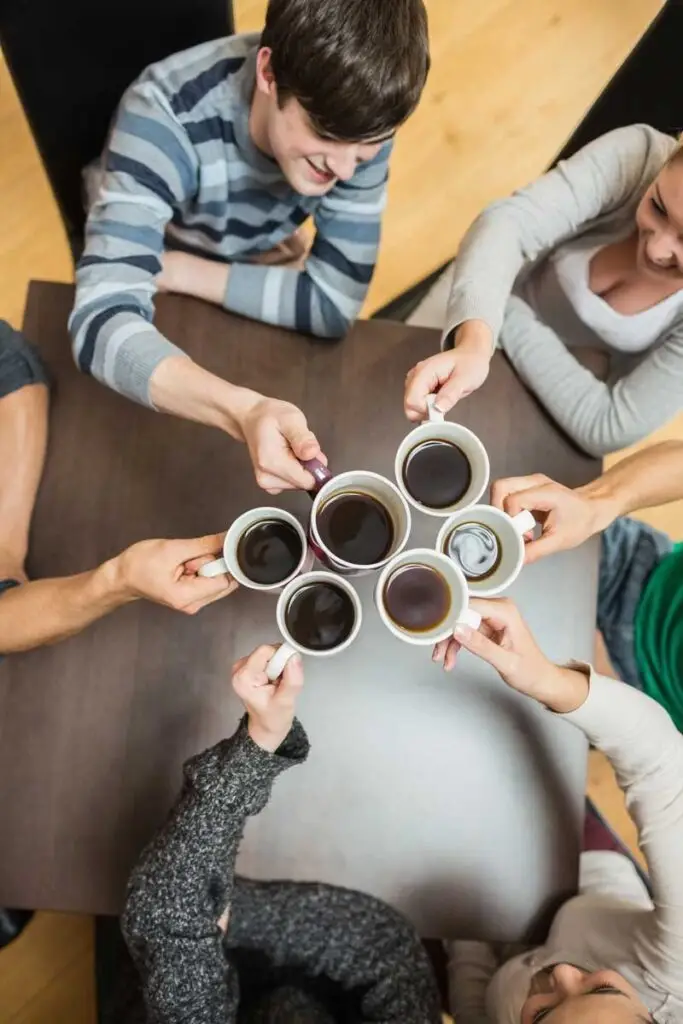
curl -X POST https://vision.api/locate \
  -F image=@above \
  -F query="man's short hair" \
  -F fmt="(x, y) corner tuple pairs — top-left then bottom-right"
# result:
(261, 0), (430, 142)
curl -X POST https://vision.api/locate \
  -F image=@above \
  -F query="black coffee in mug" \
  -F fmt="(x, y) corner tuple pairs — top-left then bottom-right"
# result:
(317, 491), (394, 565)
(236, 519), (303, 586)
(285, 581), (356, 651)
(446, 522), (501, 581)
(384, 563), (451, 633)
(402, 440), (472, 509)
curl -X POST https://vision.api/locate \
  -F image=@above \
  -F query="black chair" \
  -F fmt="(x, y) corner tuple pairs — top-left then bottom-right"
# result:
(0, 0), (235, 259)
(376, 0), (682, 322)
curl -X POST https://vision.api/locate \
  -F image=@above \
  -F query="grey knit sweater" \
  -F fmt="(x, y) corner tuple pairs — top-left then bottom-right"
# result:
(121, 717), (442, 1023)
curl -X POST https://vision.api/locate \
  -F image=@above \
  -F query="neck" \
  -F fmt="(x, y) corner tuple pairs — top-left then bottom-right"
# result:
(249, 89), (274, 157)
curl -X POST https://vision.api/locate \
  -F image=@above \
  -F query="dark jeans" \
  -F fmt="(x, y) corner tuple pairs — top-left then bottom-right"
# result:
(597, 517), (673, 688)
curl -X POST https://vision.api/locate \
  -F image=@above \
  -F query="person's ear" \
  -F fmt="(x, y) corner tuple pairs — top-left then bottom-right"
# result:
(255, 47), (277, 98)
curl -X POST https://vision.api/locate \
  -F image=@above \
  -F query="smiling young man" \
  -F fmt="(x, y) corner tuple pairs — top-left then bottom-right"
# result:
(70, 0), (429, 492)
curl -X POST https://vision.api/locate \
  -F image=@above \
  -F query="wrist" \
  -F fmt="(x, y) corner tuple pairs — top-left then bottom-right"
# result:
(90, 557), (139, 610)
(540, 665), (590, 714)
(454, 319), (495, 358)
(248, 719), (289, 753)
(575, 478), (624, 535)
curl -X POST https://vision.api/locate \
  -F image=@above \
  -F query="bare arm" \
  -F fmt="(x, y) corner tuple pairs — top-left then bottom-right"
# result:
(491, 440), (683, 564)
(0, 536), (236, 654)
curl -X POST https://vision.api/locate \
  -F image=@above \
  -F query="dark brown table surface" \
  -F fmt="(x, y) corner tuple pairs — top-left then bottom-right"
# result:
(0, 282), (600, 940)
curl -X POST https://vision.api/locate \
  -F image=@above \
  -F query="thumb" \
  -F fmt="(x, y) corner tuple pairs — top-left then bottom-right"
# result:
(452, 621), (515, 678)
(278, 654), (304, 697)
(433, 375), (467, 413)
(504, 486), (558, 518)
(521, 529), (562, 566)
(285, 420), (321, 462)
(185, 533), (227, 559)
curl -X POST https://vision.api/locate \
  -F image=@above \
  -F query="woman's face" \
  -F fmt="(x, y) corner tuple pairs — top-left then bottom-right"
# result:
(520, 964), (652, 1024)
(635, 158), (683, 279)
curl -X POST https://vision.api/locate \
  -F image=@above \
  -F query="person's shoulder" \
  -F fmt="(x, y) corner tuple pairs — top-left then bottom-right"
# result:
(124, 32), (259, 115)
(571, 124), (677, 176)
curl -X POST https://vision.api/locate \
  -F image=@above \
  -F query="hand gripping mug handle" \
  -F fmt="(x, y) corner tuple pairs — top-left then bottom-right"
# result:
(266, 643), (297, 682)
(301, 458), (334, 499)
(198, 556), (230, 578)
(511, 510), (536, 536)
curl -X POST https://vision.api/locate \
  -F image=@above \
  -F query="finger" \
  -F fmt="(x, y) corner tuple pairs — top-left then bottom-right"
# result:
(178, 574), (239, 605)
(443, 637), (461, 672)
(489, 475), (550, 511)
(521, 530), (563, 566)
(276, 654), (304, 697)
(184, 550), (230, 576)
(240, 644), (280, 677)
(468, 597), (520, 634)
(504, 485), (563, 518)
(432, 639), (449, 664)
(183, 579), (239, 613)
(432, 375), (468, 414)
(452, 620), (515, 677)
(179, 533), (227, 561)
(404, 363), (439, 421)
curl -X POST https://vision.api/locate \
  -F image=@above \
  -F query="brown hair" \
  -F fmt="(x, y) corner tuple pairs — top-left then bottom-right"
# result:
(261, 0), (430, 142)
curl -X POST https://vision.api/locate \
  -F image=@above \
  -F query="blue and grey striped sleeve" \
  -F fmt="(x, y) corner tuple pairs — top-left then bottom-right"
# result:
(69, 82), (198, 406)
(223, 142), (392, 339)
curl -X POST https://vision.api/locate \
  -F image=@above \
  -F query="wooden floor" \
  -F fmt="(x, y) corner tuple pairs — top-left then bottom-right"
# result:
(0, 1), (671, 1020)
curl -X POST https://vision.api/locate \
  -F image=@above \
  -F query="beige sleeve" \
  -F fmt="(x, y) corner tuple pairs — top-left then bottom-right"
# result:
(562, 670), (683, 996)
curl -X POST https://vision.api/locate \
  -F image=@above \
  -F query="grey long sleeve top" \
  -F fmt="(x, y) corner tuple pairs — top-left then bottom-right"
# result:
(121, 717), (442, 1024)
(443, 124), (683, 456)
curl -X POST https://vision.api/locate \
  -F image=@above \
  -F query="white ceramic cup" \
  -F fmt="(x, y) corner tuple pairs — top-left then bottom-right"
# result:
(266, 571), (363, 681)
(198, 507), (313, 591)
(436, 504), (536, 597)
(374, 547), (481, 646)
(394, 397), (490, 517)
(305, 467), (412, 576)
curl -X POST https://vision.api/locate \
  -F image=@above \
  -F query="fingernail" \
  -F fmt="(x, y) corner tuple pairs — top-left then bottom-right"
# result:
(453, 624), (471, 640)
(291, 655), (302, 668)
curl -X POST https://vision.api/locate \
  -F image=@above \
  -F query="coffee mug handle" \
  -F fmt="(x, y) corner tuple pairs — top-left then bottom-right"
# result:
(301, 458), (333, 497)
(458, 608), (482, 631)
(266, 642), (298, 682)
(198, 556), (230, 578)
(426, 394), (445, 423)
(511, 510), (536, 536)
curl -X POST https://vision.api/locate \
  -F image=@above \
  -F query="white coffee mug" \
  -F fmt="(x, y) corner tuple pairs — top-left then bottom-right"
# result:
(305, 466), (412, 576)
(198, 507), (313, 591)
(436, 504), (536, 597)
(266, 571), (363, 681)
(394, 397), (490, 517)
(374, 548), (481, 646)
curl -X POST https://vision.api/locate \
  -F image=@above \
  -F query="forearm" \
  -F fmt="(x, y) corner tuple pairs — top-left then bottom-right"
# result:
(148, 355), (260, 440)
(443, 318), (495, 356)
(123, 722), (309, 1022)
(579, 441), (683, 526)
(0, 559), (133, 653)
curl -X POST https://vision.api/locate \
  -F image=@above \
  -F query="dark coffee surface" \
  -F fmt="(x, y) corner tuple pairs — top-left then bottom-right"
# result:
(285, 582), (356, 651)
(317, 491), (393, 565)
(384, 564), (452, 633)
(236, 519), (302, 585)
(403, 440), (471, 509)
(446, 522), (502, 581)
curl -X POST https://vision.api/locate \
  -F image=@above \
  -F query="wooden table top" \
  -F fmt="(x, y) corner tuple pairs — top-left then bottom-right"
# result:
(0, 283), (600, 940)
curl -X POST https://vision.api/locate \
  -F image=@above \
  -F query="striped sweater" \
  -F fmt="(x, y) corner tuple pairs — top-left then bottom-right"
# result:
(69, 33), (392, 407)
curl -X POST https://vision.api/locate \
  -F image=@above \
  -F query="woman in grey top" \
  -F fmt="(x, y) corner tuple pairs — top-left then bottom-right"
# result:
(120, 644), (442, 1024)
(404, 124), (683, 456)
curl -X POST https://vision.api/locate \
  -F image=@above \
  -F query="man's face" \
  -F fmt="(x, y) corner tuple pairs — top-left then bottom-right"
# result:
(253, 49), (387, 196)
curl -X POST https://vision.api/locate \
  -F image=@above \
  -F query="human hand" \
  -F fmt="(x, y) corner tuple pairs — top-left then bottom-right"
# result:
(490, 474), (611, 564)
(432, 598), (589, 713)
(232, 644), (304, 751)
(404, 321), (492, 421)
(250, 227), (311, 270)
(236, 393), (327, 493)
(112, 534), (238, 613)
